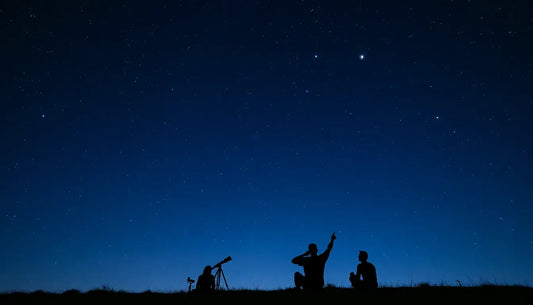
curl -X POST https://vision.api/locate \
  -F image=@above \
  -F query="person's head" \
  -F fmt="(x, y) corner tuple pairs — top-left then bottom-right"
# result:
(358, 251), (368, 262)
(308, 243), (318, 256)
(203, 265), (212, 275)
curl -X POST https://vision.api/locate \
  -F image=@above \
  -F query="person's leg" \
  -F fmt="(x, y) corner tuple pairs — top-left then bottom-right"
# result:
(349, 272), (358, 288)
(294, 272), (305, 290)
(350, 273), (363, 290)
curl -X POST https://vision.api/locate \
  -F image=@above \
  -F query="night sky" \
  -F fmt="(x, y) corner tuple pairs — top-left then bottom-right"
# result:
(1, 1), (533, 292)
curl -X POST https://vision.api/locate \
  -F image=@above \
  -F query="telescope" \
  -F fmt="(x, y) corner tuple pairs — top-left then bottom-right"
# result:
(212, 256), (231, 269)
(212, 256), (231, 290)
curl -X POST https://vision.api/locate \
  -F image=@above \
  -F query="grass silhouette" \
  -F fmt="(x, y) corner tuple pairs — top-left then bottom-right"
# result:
(1, 286), (532, 305)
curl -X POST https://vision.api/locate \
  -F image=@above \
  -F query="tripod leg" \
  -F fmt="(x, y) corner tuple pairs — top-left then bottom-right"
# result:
(220, 269), (229, 290)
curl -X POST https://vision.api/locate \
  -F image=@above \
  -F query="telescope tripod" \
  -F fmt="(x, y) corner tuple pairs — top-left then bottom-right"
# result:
(213, 266), (229, 290)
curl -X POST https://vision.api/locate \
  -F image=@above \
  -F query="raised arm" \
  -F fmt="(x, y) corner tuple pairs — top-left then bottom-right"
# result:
(322, 232), (336, 258)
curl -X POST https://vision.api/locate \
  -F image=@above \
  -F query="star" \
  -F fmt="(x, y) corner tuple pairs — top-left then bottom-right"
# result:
(359, 54), (365, 60)
(313, 54), (318, 59)
(41, 114), (46, 118)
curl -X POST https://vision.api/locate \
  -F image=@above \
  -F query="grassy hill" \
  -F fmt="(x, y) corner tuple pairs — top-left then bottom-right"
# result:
(1, 286), (532, 305)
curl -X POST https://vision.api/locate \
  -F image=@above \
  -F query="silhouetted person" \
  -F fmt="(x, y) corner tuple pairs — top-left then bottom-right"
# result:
(195, 265), (215, 292)
(292, 232), (336, 290)
(349, 250), (378, 290)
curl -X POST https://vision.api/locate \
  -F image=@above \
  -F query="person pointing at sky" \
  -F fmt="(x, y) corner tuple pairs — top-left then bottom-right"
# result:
(292, 232), (336, 290)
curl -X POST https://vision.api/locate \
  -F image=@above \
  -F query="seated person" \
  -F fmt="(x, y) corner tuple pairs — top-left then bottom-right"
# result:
(292, 233), (336, 290)
(195, 265), (215, 292)
(349, 250), (378, 289)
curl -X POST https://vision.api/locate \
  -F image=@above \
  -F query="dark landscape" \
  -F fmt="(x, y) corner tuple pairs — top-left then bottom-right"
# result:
(1, 286), (532, 305)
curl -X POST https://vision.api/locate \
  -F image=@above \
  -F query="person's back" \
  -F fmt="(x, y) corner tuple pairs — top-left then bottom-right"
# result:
(356, 261), (377, 288)
(196, 266), (215, 292)
(301, 254), (328, 289)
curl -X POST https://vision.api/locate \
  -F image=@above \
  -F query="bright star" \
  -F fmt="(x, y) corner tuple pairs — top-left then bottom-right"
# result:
(314, 54), (318, 59)
(359, 54), (365, 60)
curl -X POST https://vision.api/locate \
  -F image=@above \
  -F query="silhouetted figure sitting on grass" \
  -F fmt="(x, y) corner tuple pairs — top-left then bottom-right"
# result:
(292, 232), (336, 290)
(349, 250), (378, 290)
(195, 265), (215, 292)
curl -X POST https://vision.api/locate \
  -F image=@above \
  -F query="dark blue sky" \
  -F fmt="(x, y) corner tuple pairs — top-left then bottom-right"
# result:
(1, 1), (532, 292)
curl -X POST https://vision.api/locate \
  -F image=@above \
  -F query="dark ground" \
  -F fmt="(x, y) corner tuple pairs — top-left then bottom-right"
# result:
(1, 286), (532, 305)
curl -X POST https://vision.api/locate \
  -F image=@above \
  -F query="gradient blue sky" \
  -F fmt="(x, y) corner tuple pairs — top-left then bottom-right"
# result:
(1, 1), (532, 292)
